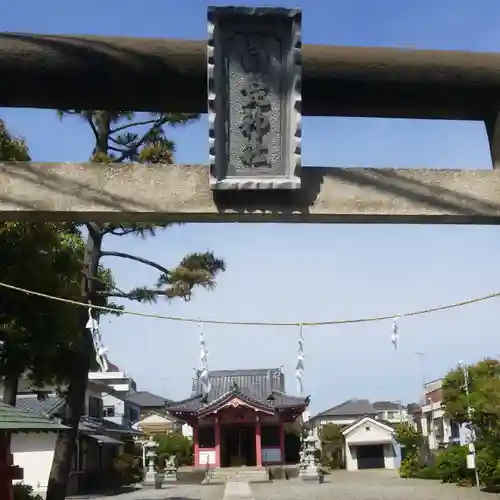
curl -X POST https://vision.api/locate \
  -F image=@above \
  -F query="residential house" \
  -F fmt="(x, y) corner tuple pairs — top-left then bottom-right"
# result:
(420, 379), (468, 450)
(1, 402), (68, 496)
(372, 401), (408, 424)
(406, 402), (423, 429)
(125, 390), (172, 419)
(5, 378), (140, 495)
(88, 361), (140, 427)
(125, 390), (188, 436)
(310, 399), (402, 471)
(131, 411), (184, 436)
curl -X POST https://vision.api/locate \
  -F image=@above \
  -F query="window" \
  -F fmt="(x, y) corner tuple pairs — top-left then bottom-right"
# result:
(88, 396), (103, 418)
(199, 426), (215, 448)
(128, 408), (139, 422)
(104, 406), (115, 418)
(450, 420), (460, 439)
(386, 411), (396, 420)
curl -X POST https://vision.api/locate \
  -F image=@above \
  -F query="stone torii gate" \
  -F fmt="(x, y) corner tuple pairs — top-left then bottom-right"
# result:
(1, 8), (500, 222)
(1, 6), (500, 497)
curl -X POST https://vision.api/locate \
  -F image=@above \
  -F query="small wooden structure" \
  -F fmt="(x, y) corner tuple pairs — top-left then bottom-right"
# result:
(0, 402), (68, 500)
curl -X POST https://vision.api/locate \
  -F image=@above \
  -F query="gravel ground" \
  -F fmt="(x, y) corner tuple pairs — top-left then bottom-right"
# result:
(65, 483), (225, 500)
(65, 471), (500, 500)
(250, 470), (500, 500)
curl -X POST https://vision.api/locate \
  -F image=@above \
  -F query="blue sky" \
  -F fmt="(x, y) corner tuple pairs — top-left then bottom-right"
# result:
(3, 0), (500, 413)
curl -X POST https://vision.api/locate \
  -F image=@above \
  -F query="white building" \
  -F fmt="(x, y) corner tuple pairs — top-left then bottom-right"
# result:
(372, 401), (408, 424)
(6, 377), (138, 496)
(342, 416), (401, 471)
(310, 398), (404, 471)
(88, 361), (140, 427)
(420, 379), (468, 450)
(4, 402), (69, 495)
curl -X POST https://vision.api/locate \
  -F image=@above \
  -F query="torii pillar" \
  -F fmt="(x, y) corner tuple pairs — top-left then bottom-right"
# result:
(0, 434), (23, 500)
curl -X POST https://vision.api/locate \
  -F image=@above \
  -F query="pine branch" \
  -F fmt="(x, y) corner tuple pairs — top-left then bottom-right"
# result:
(99, 251), (170, 275)
(110, 118), (164, 135)
(97, 288), (169, 302)
(114, 119), (165, 162)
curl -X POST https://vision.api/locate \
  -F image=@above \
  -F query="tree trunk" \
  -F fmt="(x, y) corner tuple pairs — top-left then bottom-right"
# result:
(2, 370), (19, 406)
(46, 225), (102, 500)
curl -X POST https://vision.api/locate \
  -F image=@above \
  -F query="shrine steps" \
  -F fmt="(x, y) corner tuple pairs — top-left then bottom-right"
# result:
(209, 466), (269, 483)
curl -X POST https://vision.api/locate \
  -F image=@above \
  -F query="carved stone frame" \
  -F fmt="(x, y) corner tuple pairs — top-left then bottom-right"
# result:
(207, 6), (302, 190)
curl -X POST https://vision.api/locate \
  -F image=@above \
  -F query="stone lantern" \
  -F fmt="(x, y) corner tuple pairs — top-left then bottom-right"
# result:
(142, 436), (159, 488)
(300, 430), (321, 482)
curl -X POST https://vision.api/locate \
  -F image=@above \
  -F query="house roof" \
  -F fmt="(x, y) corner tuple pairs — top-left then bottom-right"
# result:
(126, 391), (172, 408)
(0, 402), (68, 432)
(134, 410), (183, 424)
(79, 416), (141, 436)
(107, 360), (120, 372)
(342, 415), (395, 436)
(372, 401), (405, 411)
(191, 368), (285, 399)
(15, 395), (139, 436)
(169, 368), (309, 415)
(407, 402), (421, 413)
(16, 395), (66, 418)
(313, 399), (377, 419)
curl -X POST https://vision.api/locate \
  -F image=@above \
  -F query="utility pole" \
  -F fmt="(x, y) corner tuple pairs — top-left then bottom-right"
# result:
(458, 360), (480, 489)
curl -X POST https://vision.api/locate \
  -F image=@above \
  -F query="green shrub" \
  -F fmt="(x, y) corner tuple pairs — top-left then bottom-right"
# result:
(477, 444), (500, 491)
(435, 445), (469, 483)
(399, 453), (420, 478)
(13, 483), (43, 500)
(156, 431), (193, 467)
(113, 452), (142, 484)
(413, 465), (441, 480)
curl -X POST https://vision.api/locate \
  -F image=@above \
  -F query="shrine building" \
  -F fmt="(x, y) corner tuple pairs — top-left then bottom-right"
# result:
(168, 368), (309, 468)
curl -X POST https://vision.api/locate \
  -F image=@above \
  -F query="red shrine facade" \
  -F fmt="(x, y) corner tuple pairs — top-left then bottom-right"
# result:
(168, 369), (309, 468)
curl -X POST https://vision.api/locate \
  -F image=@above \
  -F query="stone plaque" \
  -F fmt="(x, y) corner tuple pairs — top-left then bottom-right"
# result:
(208, 7), (302, 190)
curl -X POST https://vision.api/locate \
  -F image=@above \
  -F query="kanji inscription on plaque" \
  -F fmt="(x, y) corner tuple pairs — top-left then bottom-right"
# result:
(207, 7), (302, 190)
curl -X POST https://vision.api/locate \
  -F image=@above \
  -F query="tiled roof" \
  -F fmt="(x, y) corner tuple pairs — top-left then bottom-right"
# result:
(0, 403), (68, 431)
(169, 368), (308, 414)
(15, 395), (65, 418)
(126, 391), (172, 408)
(107, 360), (120, 372)
(407, 402), (421, 413)
(191, 368), (285, 400)
(313, 399), (377, 419)
(342, 415), (396, 434)
(15, 396), (139, 436)
(372, 401), (405, 411)
(79, 416), (141, 436)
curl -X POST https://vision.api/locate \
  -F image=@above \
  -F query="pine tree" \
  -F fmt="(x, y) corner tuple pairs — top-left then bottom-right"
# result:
(46, 111), (225, 500)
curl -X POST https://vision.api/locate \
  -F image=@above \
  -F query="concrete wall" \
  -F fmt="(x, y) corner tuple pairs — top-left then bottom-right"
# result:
(12, 432), (58, 493)
(384, 443), (402, 469)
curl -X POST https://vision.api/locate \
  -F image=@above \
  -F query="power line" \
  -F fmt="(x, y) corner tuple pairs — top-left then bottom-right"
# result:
(0, 281), (498, 328)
